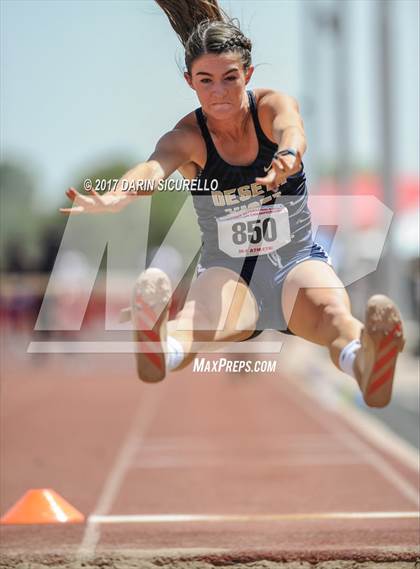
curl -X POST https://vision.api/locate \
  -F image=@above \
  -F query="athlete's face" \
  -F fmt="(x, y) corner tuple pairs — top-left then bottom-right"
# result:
(185, 53), (254, 119)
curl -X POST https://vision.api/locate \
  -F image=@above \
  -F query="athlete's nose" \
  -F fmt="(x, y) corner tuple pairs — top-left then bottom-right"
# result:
(211, 82), (228, 99)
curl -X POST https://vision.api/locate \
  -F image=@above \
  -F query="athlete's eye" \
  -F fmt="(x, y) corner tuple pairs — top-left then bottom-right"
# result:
(225, 76), (237, 81)
(200, 78), (212, 84)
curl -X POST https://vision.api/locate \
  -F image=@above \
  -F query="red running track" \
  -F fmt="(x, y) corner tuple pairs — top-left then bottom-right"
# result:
(0, 351), (419, 565)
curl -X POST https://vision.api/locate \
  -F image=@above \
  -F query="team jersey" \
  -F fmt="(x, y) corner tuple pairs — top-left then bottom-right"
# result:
(191, 90), (313, 264)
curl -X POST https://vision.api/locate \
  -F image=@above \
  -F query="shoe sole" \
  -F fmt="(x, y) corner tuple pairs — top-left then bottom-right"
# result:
(358, 294), (405, 407)
(131, 268), (172, 382)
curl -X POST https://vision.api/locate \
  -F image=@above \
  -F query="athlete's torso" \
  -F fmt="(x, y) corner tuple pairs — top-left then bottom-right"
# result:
(180, 90), (313, 261)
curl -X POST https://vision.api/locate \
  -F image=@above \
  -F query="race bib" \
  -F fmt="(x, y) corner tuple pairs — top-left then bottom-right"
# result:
(216, 204), (291, 258)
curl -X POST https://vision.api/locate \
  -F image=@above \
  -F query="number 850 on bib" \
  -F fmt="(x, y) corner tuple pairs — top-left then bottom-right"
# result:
(216, 204), (291, 258)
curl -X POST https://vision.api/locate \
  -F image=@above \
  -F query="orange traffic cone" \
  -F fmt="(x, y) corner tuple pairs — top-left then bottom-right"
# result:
(0, 489), (85, 524)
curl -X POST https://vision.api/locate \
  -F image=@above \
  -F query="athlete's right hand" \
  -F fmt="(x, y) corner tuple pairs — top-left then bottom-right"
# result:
(60, 187), (119, 214)
(256, 152), (302, 191)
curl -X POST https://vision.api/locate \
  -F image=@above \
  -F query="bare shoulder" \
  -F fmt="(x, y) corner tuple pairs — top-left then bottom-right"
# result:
(174, 111), (205, 149)
(253, 88), (300, 115)
(252, 88), (302, 142)
(149, 110), (205, 179)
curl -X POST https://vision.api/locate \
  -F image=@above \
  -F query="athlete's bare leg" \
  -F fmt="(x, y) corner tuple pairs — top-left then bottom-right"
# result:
(167, 267), (259, 370)
(281, 259), (404, 407)
(281, 260), (362, 365)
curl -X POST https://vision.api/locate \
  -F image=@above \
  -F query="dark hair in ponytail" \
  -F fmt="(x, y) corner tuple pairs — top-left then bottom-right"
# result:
(155, 0), (252, 73)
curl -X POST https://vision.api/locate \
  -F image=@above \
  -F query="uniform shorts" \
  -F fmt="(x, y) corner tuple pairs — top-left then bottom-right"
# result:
(196, 241), (331, 339)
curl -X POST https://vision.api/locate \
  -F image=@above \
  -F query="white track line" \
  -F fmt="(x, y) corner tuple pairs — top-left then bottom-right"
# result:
(278, 378), (420, 507)
(77, 388), (162, 559)
(293, 362), (419, 471)
(89, 511), (419, 524)
(27, 341), (282, 354)
(78, 364), (418, 558)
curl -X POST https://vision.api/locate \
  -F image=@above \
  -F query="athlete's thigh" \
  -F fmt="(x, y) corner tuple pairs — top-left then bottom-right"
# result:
(281, 259), (351, 341)
(171, 266), (259, 339)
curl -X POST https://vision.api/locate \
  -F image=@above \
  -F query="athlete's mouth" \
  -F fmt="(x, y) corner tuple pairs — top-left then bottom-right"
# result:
(211, 103), (232, 111)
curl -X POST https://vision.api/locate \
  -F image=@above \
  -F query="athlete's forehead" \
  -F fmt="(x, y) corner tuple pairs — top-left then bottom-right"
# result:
(190, 53), (244, 77)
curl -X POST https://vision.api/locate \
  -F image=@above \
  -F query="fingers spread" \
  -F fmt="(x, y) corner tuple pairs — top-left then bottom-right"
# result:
(65, 187), (80, 202)
(278, 157), (293, 173)
(255, 177), (275, 190)
(90, 189), (104, 203)
(272, 158), (285, 172)
(256, 161), (288, 190)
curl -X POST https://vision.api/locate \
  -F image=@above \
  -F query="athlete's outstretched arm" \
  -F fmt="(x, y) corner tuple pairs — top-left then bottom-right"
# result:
(60, 128), (196, 214)
(256, 91), (306, 190)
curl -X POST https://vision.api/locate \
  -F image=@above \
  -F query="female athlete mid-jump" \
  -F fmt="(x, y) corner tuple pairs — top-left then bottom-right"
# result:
(61, 0), (404, 408)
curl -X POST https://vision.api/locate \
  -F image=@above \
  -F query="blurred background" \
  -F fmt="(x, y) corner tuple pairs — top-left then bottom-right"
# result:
(1, 0), (419, 447)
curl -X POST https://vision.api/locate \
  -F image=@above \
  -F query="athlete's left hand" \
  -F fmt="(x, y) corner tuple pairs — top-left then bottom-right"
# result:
(256, 152), (302, 191)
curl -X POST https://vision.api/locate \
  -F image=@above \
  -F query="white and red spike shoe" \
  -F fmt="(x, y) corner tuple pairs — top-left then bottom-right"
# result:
(131, 268), (172, 382)
(355, 295), (405, 408)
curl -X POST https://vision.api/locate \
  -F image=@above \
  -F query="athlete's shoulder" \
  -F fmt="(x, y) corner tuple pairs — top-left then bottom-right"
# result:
(173, 110), (203, 139)
(253, 88), (300, 114)
(154, 111), (204, 161)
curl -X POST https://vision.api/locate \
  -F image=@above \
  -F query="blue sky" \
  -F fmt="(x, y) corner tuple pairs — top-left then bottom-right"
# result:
(1, 0), (418, 206)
